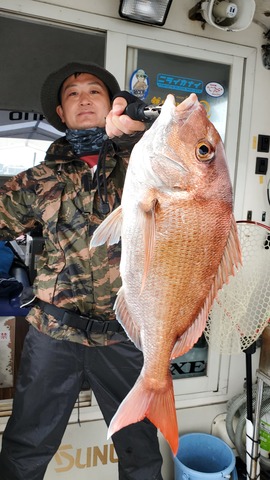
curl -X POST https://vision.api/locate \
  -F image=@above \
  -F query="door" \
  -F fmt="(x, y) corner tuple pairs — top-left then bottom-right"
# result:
(122, 36), (255, 400)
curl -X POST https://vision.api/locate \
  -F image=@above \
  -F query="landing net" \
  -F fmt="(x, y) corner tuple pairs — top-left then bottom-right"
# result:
(205, 221), (270, 354)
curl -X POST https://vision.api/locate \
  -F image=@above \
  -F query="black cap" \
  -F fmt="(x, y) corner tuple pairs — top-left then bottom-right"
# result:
(40, 62), (120, 132)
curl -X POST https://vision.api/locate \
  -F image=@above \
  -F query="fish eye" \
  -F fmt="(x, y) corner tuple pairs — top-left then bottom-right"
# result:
(196, 141), (215, 162)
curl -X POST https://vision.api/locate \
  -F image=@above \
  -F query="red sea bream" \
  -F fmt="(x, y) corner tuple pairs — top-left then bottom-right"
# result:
(90, 93), (242, 455)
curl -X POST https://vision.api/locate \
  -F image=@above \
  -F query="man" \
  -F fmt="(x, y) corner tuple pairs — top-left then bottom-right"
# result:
(0, 62), (163, 480)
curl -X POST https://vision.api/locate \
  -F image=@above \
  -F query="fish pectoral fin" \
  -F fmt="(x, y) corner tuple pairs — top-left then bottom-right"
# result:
(90, 205), (122, 248)
(107, 374), (179, 456)
(114, 287), (142, 350)
(138, 196), (158, 292)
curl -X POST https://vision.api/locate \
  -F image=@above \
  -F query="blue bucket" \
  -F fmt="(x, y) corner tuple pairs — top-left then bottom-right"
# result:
(174, 433), (238, 479)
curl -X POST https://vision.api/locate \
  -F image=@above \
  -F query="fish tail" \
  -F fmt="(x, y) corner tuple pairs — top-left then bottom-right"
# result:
(107, 375), (179, 455)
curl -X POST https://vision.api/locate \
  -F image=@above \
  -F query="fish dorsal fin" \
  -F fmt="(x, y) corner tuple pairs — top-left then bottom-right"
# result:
(114, 286), (142, 350)
(212, 215), (242, 291)
(90, 205), (122, 248)
(139, 195), (158, 292)
(171, 215), (242, 359)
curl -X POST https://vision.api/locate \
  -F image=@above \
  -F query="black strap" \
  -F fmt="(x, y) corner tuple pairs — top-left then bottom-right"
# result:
(36, 299), (123, 335)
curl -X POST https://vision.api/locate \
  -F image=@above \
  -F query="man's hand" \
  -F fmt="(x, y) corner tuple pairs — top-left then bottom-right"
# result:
(105, 96), (146, 138)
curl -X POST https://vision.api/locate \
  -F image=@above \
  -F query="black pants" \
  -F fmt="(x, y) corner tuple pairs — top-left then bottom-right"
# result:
(0, 326), (163, 480)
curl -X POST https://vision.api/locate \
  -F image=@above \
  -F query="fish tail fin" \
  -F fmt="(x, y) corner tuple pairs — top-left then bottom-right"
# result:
(107, 375), (179, 455)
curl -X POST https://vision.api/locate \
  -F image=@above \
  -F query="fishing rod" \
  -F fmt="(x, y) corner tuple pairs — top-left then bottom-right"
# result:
(121, 91), (198, 122)
(115, 91), (162, 122)
(124, 102), (162, 122)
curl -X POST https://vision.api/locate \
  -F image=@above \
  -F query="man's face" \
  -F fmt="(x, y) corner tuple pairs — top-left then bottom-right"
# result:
(56, 73), (111, 130)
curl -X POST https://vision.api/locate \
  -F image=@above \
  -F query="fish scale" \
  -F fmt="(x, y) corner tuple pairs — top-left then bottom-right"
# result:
(90, 92), (242, 455)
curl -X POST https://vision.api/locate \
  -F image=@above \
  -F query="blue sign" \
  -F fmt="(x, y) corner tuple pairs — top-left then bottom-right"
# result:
(157, 73), (203, 93)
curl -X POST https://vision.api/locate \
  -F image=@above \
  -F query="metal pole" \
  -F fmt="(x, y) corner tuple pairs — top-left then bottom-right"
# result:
(249, 375), (263, 479)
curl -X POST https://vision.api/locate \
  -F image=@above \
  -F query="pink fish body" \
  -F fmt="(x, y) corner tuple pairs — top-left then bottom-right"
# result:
(90, 93), (241, 455)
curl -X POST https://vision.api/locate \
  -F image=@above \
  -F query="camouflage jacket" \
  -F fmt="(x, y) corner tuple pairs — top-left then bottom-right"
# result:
(0, 134), (141, 346)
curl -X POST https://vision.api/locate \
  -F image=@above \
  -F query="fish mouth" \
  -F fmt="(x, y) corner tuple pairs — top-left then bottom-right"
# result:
(166, 93), (202, 129)
(143, 93), (203, 186)
(156, 93), (202, 172)
(176, 93), (199, 112)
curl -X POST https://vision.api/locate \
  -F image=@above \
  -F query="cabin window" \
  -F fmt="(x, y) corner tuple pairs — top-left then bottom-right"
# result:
(0, 14), (106, 177)
(0, 15), (106, 406)
(126, 47), (230, 141)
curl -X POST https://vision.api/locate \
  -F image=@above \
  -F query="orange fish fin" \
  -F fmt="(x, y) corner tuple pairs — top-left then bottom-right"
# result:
(107, 375), (179, 455)
(213, 215), (242, 290)
(171, 304), (209, 359)
(90, 205), (122, 248)
(171, 216), (242, 359)
(114, 286), (142, 350)
(139, 197), (158, 292)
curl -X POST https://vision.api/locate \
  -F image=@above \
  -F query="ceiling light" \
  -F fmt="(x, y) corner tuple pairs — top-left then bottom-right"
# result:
(119, 0), (173, 26)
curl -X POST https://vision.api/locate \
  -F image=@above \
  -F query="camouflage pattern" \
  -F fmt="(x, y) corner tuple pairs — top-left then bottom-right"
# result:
(0, 134), (141, 346)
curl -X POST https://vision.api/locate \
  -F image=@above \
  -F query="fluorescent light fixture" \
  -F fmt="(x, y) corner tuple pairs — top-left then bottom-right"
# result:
(119, 0), (173, 26)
